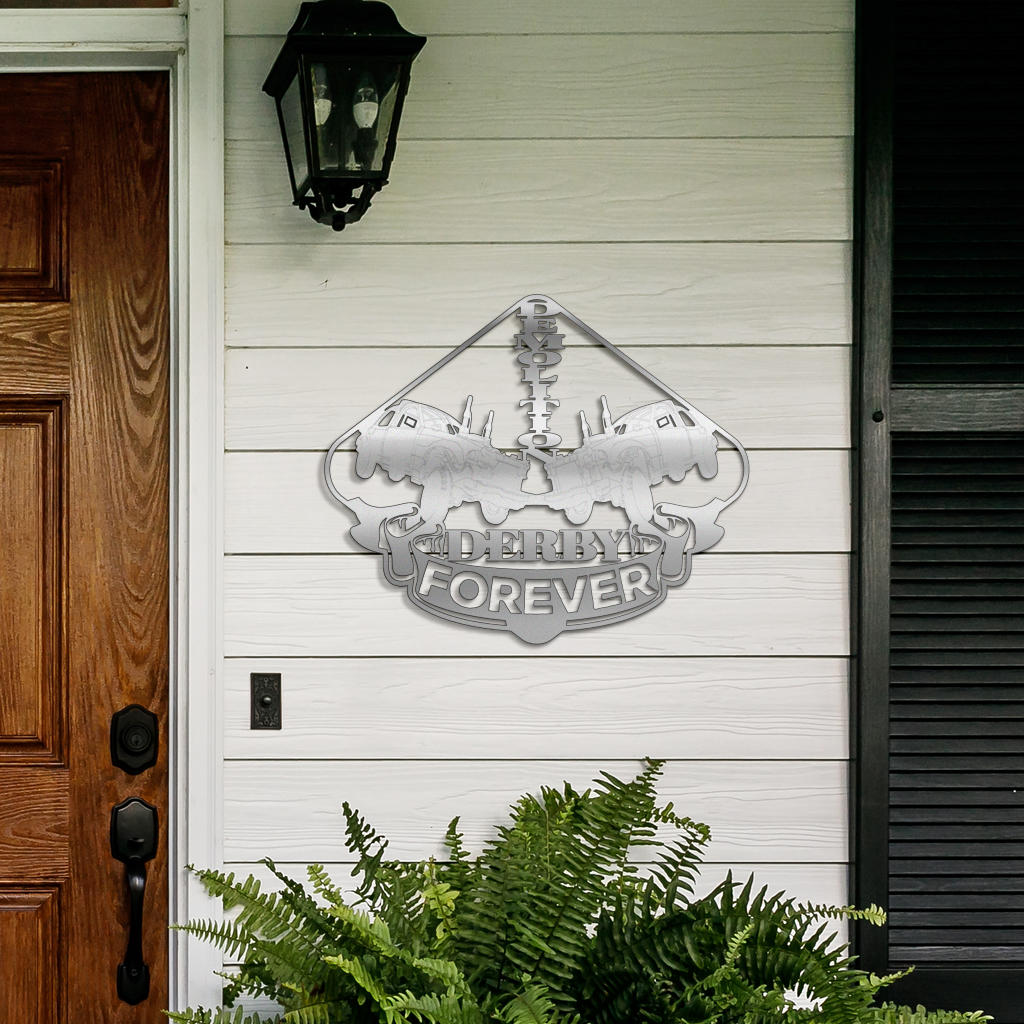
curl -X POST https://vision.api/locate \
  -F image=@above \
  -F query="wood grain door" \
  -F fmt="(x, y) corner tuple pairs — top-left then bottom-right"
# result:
(0, 73), (170, 1021)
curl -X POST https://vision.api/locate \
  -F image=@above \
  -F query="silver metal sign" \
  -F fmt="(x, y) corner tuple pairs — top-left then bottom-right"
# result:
(324, 296), (749, 644)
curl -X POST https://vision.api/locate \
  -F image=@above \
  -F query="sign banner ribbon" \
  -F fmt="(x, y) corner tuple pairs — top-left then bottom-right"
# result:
(383, 539), (684, 645)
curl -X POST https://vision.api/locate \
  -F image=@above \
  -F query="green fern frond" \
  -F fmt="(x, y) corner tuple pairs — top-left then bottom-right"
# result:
(165, 1007), (267, 1024)
(438, 818), (472, 896)
(249, 937), (335, 996)
(386, 990), (483, 1024)
(305, 863), (347, 908)
(861, 967), (916, 995)
(188, 864), (321, 956)
(341, 801), (396, 906)
(164, 1009), (213, 1024)
(453, 762), (686, 1012)
(408, 955), (471, 995)
(212, 967), (253, 1007)
(723, 920), (755, 966)
(576, 871), (879, 1024)
(173, 918), (259, 964)
(340, 802), (430, 955)
(421, 864), (460, 950)
(496, 983), (560, 1024)
(796, 900), (888, 928)
(871, 1004), (993, 1023)
(260, 859), (342, 943)
(325, 899), (396, 954)
(323, 953), (399, 1023)
(180, 863), (351, 1009)
(385, 991), (447, 1023)
(280, 1001), (345, 1024)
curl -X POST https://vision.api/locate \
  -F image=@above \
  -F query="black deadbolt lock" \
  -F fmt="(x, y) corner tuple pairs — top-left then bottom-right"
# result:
(111, 705), (158, 775)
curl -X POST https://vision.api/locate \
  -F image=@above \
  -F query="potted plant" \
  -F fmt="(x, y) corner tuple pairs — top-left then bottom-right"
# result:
(169, 760), (991, 1024)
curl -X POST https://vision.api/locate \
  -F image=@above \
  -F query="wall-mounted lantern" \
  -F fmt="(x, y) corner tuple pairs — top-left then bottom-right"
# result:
(262, 0), (426, 231)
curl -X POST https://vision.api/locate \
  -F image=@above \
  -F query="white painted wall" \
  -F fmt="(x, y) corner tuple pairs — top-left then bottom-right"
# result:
(222, 0), (854, 938)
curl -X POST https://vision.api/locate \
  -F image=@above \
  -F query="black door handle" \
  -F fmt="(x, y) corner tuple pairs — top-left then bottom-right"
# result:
(120, 858), (149, 1002)
(110, 797), (158, 1004)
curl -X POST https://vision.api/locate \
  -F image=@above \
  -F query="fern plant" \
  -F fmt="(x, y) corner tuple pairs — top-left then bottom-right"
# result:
(870, 1008), (993, 1024)
(575, 875), (891, 1024)
(170, 760), (991, 1024)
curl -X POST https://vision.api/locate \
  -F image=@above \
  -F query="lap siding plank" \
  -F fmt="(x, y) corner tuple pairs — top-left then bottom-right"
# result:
(225, 243), (851, 349)
(224, 656), (848, 760)
(222, 760), (846, 862)
(228, 0), (854, 37)
(223, 553), (849, 658)
(224, 450), (850, 555)
(223, 346), (851, 451)
(226, 35), (853, 143)
(226, 138), (852, 245)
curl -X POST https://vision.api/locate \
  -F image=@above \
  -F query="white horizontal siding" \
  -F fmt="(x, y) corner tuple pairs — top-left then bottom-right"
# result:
(224, 346), (851, 450)
(226, 243), (851, 348)
(218, 0), (856, 950)
(223, 760), (847, 862)
(227, 34), (853, 142)
(228, 0), (854, 37)
(225, 449), (850, 555)
(224, 554), (848, 658)
(225, 657), (847, 760)
(227, 138), (852, 244)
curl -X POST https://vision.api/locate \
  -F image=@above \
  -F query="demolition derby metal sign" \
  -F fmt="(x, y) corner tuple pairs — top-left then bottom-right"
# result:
(324, 296), (749, 644)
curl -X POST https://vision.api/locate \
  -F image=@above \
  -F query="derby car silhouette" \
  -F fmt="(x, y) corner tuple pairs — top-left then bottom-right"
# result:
(544, 398), (719, 526)
(354, 397), (529, 526)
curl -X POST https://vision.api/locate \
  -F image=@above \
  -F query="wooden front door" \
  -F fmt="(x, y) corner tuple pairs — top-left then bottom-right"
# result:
(0, 73), (170, 1020)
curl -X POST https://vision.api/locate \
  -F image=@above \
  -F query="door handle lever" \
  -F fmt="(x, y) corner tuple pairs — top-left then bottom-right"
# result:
(110, 797), (158, 1004)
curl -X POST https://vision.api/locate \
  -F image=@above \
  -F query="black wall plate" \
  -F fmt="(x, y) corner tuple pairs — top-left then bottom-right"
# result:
(251, 673), (282, 730)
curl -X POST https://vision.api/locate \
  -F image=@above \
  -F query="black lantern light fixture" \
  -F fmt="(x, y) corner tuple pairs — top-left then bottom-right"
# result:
(262, 0), (426, 231)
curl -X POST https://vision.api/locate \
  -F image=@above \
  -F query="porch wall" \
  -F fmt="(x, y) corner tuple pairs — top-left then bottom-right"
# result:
(221, 0), (854, 915)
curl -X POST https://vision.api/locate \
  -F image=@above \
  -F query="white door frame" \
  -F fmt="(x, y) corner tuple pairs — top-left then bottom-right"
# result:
(0, 3), (225, 1010)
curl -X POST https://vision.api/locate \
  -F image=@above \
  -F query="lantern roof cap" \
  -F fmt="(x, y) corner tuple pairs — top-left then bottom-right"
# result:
(263, 0), (426, 97)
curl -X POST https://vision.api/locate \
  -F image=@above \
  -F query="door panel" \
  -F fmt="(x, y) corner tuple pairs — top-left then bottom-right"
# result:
(0, 402), (63, 761)
(0, 157), (66, 301)
(0, 887), (63, 1022)
(0, 73), (169, 1021)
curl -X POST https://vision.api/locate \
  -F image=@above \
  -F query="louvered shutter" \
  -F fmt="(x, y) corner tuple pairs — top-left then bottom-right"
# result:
(854, 0), (1024, 1018)
(889, 434), (1024, 965)
(891, 1), (1024, 386)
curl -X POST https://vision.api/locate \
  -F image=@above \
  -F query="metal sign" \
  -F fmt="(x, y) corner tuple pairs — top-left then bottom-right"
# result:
(324, 295), (749, 644)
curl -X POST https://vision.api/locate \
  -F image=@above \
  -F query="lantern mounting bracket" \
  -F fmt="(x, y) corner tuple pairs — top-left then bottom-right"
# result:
(301, 180), (380, 231)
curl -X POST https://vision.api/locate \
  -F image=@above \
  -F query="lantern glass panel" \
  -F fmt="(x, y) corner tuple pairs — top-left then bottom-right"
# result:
(280, 73), (310, 195)
(306, 58), (400, 178)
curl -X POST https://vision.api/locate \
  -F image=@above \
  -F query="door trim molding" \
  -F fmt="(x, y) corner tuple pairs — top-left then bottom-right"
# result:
(0, 3), (226, 1010)
(0, 10), (185, 49)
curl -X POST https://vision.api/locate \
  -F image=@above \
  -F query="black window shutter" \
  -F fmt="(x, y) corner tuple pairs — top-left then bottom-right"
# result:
(891, 1), (1024, 387)
(890, 433), (1024, 966)
(854, 1), (1024, 1019)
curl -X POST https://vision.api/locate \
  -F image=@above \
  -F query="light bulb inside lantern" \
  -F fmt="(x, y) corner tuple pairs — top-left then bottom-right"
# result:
(352, 74), (380, 129)
(311, 63), (333, 127)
